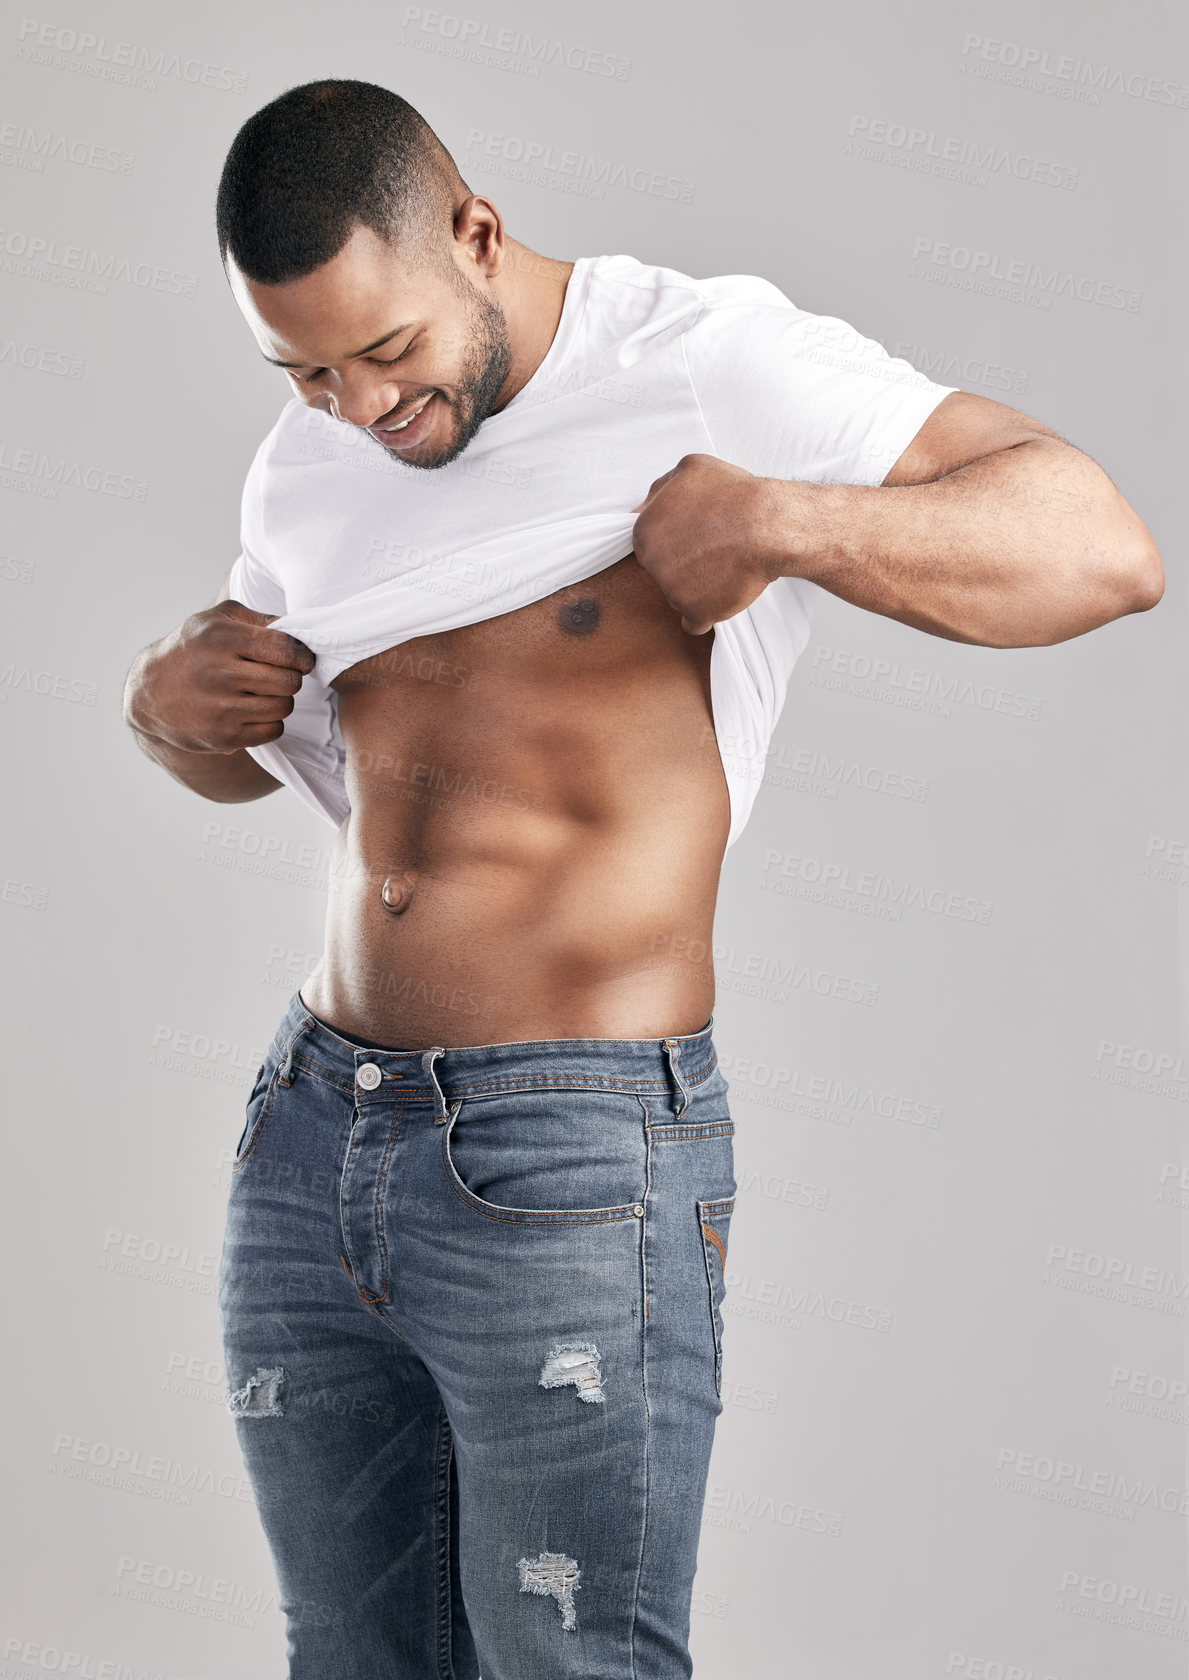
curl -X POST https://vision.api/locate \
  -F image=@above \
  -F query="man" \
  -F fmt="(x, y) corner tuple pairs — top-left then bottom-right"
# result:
(122, 79), (1161, 1680)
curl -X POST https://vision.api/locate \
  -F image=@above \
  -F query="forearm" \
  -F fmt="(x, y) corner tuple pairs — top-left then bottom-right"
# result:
(126, 721), (281, 801)
(769, 439), (1163, 647)
(123, 646), (281, 803)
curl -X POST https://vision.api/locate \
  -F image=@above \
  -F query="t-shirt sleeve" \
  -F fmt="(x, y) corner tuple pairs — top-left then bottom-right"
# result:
(225, 431), (287, 615)
(681, 299), (961, 487)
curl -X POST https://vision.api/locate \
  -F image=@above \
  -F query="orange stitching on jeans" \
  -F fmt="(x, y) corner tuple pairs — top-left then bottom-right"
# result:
(339, 1251), (389, 1305)
(433, 1408), (454, 1676)
(646, 1122), (734, 1142)
(368, 1108), (403, 1296)
(701, 1223), (727, 1267)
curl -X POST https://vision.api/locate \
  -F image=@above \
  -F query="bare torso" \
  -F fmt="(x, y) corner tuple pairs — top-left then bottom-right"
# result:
(299, 552), (731, 1047)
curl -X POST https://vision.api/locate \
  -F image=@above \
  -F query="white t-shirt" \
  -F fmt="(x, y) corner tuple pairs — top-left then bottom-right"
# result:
(228, 252), (958, 849)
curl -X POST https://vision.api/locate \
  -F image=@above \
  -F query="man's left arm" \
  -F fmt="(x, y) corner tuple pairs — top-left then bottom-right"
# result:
(632, 390), (1164, 647)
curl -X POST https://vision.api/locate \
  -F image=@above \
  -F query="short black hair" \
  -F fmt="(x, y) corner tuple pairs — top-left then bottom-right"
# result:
(216, 79), (466, 284)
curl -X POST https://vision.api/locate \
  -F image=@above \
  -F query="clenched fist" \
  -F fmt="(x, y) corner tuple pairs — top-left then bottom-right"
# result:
(630, 454), (789, 635)
(123, 600), (315, 754)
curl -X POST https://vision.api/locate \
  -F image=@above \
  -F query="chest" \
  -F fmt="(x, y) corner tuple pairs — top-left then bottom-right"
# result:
(330, 553), (709, 698)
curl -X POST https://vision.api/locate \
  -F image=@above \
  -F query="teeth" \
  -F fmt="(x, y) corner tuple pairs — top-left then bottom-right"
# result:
(383, 398), (430, 432)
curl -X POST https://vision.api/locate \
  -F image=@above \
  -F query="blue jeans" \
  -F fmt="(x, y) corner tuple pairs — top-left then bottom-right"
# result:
(217, 988), (736, 1679)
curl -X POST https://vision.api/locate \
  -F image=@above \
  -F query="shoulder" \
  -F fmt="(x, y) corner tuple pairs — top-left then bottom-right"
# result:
(593, 253), (796, 330)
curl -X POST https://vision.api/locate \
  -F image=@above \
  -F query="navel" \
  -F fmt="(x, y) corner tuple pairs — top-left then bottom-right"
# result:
(380, 871), (416, 915)
(557, 598), (600, 636)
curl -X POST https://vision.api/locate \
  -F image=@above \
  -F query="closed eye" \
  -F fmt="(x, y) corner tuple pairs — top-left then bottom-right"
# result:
(291, 347), (413, 384)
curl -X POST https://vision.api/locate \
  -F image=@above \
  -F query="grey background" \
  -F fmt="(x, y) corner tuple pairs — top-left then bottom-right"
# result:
(2, 0), (1184, 1674)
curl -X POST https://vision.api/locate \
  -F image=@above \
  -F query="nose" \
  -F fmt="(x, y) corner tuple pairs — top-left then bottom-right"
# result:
(313, 370), (403, 429)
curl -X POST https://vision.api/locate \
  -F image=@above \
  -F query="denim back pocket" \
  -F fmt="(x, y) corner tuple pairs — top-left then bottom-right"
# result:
(697, 1195), (735, 1396)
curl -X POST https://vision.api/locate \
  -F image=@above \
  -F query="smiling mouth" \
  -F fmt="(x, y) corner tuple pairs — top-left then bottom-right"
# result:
(375, 395), (433, 433)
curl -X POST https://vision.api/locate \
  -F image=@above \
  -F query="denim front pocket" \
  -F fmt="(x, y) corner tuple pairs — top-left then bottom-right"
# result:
(441, 1085), (650, 1224)
(233, 1052), (280, 1172)
(697, 1195), (734, 1396)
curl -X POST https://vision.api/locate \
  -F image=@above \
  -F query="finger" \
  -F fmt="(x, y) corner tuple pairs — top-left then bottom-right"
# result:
(218, 600), (282, 629)
(221, 688), (298, 723)
(234, 625), (316, 675)
(630, 465), (678, 513)
(214, 717), (288, 752)
(228, 657), (308, 697)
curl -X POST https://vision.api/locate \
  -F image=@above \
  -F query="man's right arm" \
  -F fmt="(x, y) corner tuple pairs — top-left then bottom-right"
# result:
(123, 573), (315, 804)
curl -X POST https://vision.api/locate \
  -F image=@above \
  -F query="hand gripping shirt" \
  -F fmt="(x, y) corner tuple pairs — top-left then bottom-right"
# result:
(227, 252), (958, 849)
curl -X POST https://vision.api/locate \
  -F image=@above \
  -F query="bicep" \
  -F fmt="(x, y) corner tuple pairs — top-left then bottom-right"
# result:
(881, 389), (1065, 487)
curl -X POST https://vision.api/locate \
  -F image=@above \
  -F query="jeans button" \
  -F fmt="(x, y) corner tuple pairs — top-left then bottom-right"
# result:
(357, 1063), (382, 1090)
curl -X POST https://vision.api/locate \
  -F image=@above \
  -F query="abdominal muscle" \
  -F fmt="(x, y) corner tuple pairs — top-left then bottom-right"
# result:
(298, 555), (732, 1049)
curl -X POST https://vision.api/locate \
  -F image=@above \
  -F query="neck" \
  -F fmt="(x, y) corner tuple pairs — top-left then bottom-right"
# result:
(492, 240), (575, 410)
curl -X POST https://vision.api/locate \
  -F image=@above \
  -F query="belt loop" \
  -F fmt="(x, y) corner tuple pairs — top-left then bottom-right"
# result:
(422, 1047), (449, 1123)
(662, 1036), (691, 1120)
(278, 1021), (309, 1088)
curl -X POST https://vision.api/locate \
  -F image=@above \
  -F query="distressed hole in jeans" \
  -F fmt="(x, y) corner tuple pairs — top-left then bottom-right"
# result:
(539, 1340), (605, 1404)
(517, 1551), (581, 1631)
(227, 1365), (285, 1419)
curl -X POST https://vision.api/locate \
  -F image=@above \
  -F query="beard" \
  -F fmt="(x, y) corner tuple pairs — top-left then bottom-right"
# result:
(394, 279), (512, 471)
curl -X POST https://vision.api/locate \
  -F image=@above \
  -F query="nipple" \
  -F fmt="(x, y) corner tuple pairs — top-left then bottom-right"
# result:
(558, 598), (600, 636)
(380, 871), (416, 915)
